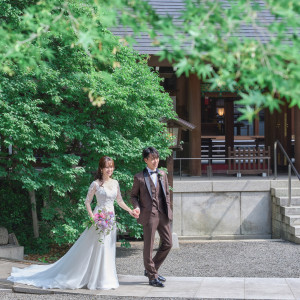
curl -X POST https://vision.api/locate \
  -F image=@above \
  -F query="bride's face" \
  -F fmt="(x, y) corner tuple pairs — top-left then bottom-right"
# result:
(102, 162), (114, 178)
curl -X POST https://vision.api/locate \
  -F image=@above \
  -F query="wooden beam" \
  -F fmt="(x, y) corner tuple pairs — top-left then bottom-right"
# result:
(188, 74), (202, 176)
(148, 55), (173, 67)
(225, 99), (234, 158)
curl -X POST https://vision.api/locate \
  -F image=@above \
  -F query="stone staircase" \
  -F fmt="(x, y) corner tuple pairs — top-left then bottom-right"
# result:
(271, 184), (300, 244)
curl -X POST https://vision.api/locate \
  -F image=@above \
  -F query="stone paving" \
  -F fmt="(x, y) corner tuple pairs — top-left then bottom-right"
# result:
(2, 273), (300, 299)
(1, 240), (300, 299)
(1, 259), (300, 299)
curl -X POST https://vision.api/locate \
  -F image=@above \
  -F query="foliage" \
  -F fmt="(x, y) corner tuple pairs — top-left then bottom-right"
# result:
(117, 0), (300, 120)
(0, 0), (175, 251)
(1, 0), (299, 120)
(0, 180), (51, 253)
(119, 0), (300, 119)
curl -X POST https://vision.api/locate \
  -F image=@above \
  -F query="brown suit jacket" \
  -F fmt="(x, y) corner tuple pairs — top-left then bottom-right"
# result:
(130, 168), (173, 226)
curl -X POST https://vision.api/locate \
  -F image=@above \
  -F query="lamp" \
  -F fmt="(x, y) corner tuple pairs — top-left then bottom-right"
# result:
(217, 107), (225, 116)
(166, 118), (196, 150)
(167, 122), (181, 150)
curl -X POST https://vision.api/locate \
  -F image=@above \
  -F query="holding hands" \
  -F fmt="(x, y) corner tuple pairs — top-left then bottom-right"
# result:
(129, 208), (140, 219)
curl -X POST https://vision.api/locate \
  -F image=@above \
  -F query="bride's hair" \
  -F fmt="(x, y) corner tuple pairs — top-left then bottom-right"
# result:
(95, 156), (115, 184)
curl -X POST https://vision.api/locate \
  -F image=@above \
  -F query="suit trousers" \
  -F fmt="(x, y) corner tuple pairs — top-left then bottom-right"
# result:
(143, 210), (172, 280)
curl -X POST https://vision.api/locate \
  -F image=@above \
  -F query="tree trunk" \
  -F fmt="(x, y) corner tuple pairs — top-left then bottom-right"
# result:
(29, 190), (39, 238)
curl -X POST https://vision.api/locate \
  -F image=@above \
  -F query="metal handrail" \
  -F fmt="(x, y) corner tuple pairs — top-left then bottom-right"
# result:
(274, 140), (300, 206)
(173, 156), (271, 180)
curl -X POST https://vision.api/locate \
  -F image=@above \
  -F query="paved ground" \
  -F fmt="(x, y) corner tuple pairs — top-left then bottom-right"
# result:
(1, 239), (300, 299)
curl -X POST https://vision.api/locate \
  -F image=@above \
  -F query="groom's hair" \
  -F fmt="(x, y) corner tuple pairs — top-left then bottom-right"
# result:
(142, 147), (159, 159)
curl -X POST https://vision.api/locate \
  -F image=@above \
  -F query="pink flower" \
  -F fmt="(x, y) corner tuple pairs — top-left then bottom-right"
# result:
(91, 208), (116, 243)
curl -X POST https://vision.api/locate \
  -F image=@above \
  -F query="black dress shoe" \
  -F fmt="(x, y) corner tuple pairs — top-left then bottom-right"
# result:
(144, 270), (166, 282)
(149, 278), (165, 287)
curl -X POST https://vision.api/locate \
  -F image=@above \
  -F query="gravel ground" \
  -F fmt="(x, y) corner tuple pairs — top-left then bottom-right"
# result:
(116, 239), (300, 278)
(2, 239), (300, 299)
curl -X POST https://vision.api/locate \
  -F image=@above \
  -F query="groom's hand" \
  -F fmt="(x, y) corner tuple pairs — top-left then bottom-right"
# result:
(132, 208), (140, 218)
(129, 209), (139, 218)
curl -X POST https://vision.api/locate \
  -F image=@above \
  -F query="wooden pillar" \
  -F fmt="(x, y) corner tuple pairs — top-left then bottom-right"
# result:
(291, 107), (295, 139)
(225, 99), (234, 157)
(176, 75), (189, 162)
(176, 75), (188, 120)
(295, 107), (300, 172)
(265, 102), (292, 167)
(254, 115), (260, 136)
(188, 74), (201, 176)
(166, 155), (174, 210)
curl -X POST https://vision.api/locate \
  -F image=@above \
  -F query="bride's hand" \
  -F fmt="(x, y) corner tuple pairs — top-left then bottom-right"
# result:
(129, 210), (138, 219)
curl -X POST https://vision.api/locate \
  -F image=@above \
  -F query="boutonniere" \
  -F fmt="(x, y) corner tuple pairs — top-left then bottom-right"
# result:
(157, 171), (163, 180)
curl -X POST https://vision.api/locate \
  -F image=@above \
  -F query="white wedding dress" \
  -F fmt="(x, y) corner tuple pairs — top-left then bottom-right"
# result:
(8, 179), (125, 290)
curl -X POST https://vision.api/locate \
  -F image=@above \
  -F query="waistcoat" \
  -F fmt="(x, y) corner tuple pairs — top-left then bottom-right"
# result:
(149, 177), (166, 215)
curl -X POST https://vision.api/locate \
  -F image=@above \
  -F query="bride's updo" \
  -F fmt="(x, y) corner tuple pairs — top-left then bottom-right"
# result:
(95, 156), (115, 183)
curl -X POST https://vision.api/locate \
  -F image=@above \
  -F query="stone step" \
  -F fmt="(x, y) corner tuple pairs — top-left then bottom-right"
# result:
(284, 214), (300, 226)
(286, 233), (300, 244)
(271, 180), (300, 189)
(281, 206), (300, 215)
(289, 225), (300, 236)
(271, 188), (300, 197)
(280, 230), (297, 243)
(275, 196), (300, 206)
(294, 235), (300, 244)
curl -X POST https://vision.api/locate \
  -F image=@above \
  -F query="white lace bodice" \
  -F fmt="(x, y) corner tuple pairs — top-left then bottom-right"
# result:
(85, 179), (124, 212)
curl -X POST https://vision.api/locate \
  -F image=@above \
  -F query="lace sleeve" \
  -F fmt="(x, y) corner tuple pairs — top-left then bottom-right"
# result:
(116, 181), (131, 213)
(116, 181), (123, 205)
(85, 181), (97, 206)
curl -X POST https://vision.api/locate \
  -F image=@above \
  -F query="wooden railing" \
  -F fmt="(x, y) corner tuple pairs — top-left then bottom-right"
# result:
(227, 146), (271, 176)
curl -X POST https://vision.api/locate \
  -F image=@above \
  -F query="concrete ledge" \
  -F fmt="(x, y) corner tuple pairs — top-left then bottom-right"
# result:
(213, 180), (270, 192)
(174, 181), (213, 193)
(174, 180), (273, 193)
(270, 180), (300, 188)
(13, 285), (55, 295)
(271, 188), (300, 197)
(178, 235), (272, 240)
(0, 245), (24, 260)
(0, 279), (13, 289)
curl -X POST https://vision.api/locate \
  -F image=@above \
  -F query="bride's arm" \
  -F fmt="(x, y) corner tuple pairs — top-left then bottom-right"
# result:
(116, 182), (136, 217)
(85, 182), (97, 219)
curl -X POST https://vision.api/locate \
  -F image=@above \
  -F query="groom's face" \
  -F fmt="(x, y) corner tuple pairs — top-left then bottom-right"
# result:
(144, 154), (159, 171)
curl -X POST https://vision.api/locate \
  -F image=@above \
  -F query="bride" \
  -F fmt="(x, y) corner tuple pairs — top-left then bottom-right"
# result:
(8, 156), (137, 290)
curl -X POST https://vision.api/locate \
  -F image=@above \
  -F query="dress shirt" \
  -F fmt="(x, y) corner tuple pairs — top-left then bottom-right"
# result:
(147, 167), (158, 187)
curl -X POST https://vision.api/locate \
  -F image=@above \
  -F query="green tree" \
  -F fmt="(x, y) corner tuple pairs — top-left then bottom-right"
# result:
(1, 0), (299, 120)
(0, 1), (175, 251)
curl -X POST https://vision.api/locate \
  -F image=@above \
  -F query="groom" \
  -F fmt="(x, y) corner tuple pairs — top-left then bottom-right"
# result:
(131, 147), (173, 288)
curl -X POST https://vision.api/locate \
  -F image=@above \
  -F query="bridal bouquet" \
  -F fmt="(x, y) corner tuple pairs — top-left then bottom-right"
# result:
(90, 208), (116, 243)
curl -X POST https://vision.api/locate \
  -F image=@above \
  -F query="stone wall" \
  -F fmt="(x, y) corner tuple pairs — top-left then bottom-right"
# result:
(173, 180), (272, 239)
(270, 185), (300, 244)
(0, 227), (24, 260)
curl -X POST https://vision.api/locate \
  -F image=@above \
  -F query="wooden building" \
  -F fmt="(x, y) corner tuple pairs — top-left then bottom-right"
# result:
(112, 0), (298, 176)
